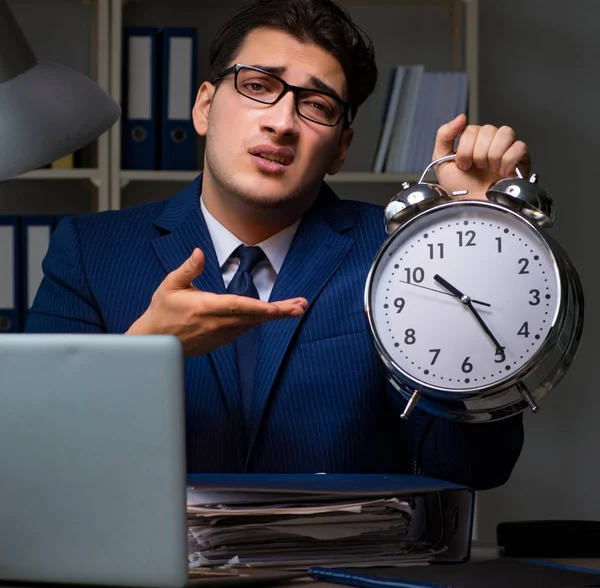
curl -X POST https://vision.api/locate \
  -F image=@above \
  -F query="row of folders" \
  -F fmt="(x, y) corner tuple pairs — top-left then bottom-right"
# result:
(0, 216), (59, 333)
(373, 66), (469, 174)
(122, 26), (198, 171)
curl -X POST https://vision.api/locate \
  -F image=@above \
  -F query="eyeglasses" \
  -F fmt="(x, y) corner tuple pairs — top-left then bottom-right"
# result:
(212, 64), (351, 127)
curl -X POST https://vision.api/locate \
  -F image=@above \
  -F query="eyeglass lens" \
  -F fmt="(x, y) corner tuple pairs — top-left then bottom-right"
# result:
(235, 67), (343, 126)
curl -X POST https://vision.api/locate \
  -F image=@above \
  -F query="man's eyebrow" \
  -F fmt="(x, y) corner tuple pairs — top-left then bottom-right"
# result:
(307, 75), (344, 102)
(247, 64), (344, 102)
(250, 64), (287, 77)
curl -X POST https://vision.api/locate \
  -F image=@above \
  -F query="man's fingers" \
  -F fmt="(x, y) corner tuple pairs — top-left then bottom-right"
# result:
(216, 305), (305, 330)
(448, 123), (530, 178)
(272, 298), (309, 317)
(499, 140), (531, 178)
(206, 294), (308, 319)
(452, 124), (480, 171)
(165, 248), (205, 290)
(274, 297), (309, 309)
(471, 125), (499, 171)
(432, 113), (467, 161)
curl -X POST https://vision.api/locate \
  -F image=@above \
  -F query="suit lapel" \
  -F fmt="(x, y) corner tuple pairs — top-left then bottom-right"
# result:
(245, 185), (355, 466)
(151, 177), (246, 443)
(149, 178), (357, 466)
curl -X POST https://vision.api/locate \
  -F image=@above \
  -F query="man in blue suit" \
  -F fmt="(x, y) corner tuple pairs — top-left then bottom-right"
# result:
(27, 0), (530, 489)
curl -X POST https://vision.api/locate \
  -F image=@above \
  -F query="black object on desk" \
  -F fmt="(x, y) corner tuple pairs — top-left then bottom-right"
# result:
(497, 520), (600, 558)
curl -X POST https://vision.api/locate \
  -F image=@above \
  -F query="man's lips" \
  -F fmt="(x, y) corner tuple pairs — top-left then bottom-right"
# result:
(248, 145), (294, 166)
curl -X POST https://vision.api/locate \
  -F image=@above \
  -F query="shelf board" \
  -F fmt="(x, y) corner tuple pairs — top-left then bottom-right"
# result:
(14, 168), (100, 181)
(326, 172), (432, 184)
(120, 170), (200, 182)
(119, 170), (432, 184)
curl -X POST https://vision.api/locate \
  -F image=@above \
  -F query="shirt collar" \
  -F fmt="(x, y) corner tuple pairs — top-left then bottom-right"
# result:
(200, 197), (300, 274)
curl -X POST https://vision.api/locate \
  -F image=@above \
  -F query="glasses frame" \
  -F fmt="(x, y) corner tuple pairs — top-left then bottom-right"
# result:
(212, 64), (352, 127)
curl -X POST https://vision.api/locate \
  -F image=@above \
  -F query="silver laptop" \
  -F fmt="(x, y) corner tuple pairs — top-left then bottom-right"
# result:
(0, 334), (188, 588)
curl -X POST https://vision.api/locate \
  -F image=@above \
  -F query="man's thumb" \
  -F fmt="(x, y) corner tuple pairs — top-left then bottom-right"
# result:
(167, 248), (205, 289)
(432, 113), (467, 161)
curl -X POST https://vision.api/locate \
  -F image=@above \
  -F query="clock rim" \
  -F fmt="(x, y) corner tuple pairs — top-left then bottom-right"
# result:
(364, 199), (566, 399)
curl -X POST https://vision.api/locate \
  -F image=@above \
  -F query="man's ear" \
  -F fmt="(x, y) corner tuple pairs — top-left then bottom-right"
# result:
(326, 127), (354, 175)
(192, 82), (215, 136)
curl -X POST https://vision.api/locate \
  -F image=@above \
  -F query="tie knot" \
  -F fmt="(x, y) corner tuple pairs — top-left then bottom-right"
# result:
(235, 245), (265, 273)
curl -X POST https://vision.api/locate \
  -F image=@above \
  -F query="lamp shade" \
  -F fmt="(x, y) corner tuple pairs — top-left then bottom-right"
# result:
(0, 0), (121, 180)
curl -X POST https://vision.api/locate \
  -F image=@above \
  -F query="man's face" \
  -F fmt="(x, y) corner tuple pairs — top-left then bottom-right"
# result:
(193, 28), (354, 215)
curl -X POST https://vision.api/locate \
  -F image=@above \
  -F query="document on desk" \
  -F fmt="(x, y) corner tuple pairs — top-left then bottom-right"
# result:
(185, 474), (474, 571)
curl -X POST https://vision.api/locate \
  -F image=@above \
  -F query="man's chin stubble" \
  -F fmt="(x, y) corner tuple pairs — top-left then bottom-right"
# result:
(228, 180), (310, 210)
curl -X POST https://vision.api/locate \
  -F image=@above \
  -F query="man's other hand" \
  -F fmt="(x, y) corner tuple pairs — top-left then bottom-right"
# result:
(126, 248), (308, 356)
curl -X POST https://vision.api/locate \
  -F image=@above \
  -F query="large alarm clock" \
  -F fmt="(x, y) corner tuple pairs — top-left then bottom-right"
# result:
(364, 154), (584, 422)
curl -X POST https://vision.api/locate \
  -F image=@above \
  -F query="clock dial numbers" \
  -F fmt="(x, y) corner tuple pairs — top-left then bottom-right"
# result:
(461, 357), (473, 373)
(529, 289), (540, 305)
(494, 347), (506, 363)
(403, 267), (425, 284)
(518, 258), (530, 274)
(427, 243), (444, 259)
(456, 229), (476, 247)
(371, 203), (560, 392)
(393, 297), (405, 313)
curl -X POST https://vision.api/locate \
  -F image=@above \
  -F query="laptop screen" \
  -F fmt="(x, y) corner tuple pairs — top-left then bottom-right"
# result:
(0, 334), (188, 588)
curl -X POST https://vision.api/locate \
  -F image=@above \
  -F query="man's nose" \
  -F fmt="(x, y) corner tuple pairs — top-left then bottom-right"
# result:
(259, 90), (299, 135)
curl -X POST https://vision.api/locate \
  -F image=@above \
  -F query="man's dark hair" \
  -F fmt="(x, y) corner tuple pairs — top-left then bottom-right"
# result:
(209, 0), (378, 123)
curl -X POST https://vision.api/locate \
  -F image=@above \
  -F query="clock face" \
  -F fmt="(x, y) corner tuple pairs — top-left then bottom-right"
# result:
(368, 201), (562, 392)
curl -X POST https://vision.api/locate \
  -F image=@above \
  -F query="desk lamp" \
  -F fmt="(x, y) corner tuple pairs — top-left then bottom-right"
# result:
(0, 0), (120, 180)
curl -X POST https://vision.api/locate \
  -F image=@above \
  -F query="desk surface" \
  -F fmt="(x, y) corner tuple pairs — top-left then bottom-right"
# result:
(472, 541), (600, 570)
(286, 543), (600, 588)
(2, 545), (598, 588)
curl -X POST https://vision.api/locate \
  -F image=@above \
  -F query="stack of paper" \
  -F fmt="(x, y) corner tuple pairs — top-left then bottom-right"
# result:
(186, 482), (450, 570)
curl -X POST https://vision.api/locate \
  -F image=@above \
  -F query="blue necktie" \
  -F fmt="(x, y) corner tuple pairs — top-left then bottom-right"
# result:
(226, 245), (266, 421)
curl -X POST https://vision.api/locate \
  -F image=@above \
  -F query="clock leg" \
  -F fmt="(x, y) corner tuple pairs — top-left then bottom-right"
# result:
(401, 390), (421, 420)
(517, 381), (539, 413)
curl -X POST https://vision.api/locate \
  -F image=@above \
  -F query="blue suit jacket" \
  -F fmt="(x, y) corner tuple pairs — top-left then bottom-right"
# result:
(26, 177), (523, 489)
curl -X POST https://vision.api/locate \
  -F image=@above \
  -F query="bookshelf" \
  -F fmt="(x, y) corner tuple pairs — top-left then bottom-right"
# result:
(119, 170), (433, 186)
(110, 0), (478, 210)
(5, 0), (111, 212)
(2, 0), (478, 213)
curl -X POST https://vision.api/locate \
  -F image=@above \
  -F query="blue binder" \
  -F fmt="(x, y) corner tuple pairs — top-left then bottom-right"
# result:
(186, 473), (475, 564)
(20, 215), (56, 327)
(122, 27), (159, 170)
(160, 27), (197, 170)
(0, 216), (22, 333)
(310, 558), (600, 588)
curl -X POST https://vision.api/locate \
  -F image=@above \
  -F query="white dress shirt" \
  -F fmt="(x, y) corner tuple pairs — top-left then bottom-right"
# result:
(200, 198), (300, 301)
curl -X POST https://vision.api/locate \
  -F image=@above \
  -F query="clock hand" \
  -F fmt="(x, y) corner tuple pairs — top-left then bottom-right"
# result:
(465, 300), (505, 352)
(433, 274), (466, 299)
(398, 280), (491, 307)
(433, 274), (504, 352)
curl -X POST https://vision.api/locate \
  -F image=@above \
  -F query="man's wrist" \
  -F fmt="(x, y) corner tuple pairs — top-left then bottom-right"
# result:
(125, 313), (152, 335)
